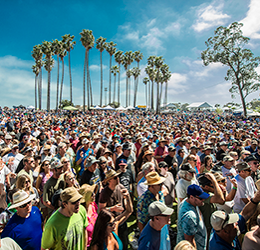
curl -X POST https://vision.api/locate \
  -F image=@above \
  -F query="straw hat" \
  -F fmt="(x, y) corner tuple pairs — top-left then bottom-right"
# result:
(144, 172), (165, 185)
(9, 190), (36, 209)
(103, 169), (121, 183)
(79, 184), (98, 203)
(143, 150), (154, 159)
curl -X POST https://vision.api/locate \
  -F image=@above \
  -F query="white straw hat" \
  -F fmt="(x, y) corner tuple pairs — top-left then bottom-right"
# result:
(9, 190), (36, 209)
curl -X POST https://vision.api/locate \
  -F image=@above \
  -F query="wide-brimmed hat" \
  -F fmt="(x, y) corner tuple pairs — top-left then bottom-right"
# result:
(51, 159), (63, 169)
(149, 201), (174, 216)
(85, 156), (99, 168)
(60, 187), (82, 203)
(144, 172), (165, 185)
(236, 162), (251, 172)
(213, 172), (226, 182)
(43, 145), (51, 151)
(103, 169), (121, 183)
(211, 211), (239, 231)
(143, 150), (154, 158)
(159, 138), (167, 143)
(9, 190), (36, 209)
(79, 184), (98, 203)
(103, 149), (112, 155)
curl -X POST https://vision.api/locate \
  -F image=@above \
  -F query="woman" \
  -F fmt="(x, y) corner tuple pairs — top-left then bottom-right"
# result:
(79, 184), (98, 248)
(64, 171), (80, 189)
(200, 155), (213, 173)
(61, 156), (76, 176)
(90, 189), (133, 250)
(112, 144), (122, 164)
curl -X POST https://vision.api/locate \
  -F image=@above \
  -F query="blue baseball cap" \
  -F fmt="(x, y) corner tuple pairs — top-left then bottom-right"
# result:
(118, 159), (128, 166)
(187, 184), (209, 199)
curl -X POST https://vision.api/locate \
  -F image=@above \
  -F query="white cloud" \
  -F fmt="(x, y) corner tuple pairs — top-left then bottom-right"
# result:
(192, 2), (230, 32)
(147, 19), (156, 27)
(240, 0), (260, 39)
(89, 64), (107, 71)
(0, 55), (33, 68)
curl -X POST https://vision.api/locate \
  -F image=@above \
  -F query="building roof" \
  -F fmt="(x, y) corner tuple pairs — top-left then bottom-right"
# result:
(187, 102), (212, 108)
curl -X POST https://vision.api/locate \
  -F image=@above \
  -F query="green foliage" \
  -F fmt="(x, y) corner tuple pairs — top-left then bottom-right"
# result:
(215, 108), (223, 114)
(181, 103), (189, 111)
(59, 100), (74, 108)
(108, 102), (120, 108)
(223, 102), (241, 110)
(247, 99), (260, 111)
(201, 22), (260, 117)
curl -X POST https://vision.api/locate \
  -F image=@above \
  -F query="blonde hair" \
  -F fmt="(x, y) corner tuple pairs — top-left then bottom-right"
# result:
(16, 174), (34, 193)
(174, 240), (195, 250)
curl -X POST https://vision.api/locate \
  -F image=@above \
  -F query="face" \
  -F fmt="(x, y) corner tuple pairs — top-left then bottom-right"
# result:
(249, 161), (259, 172)
(192, 195), (205, 207)
(223, 222), (239, 240)
(16, 200), (32, 217)
(123, 149), (131, 157)
(60, 146), (67, 155)
(186, 171), (194, 180)
(242, 169), (251, 177)
(188, 157), (197, 167)
(66, 199), (81, 214)
(151, 183), (162, 194)
(218, 178), (227, 187)
(155, 214), (171, 228)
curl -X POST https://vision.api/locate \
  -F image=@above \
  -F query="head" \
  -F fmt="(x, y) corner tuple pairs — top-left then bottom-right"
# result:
(187, 155), (197, 168)
(16, 174), (32, 191)
(245, 155), (259, 172)
(65, 172), (76, 187)
(51, 160), (64, 178)
(186, 184), (209, 207)
(158, 161), (168, 176)
(236, 162), (251, 179)
(146, 172), (165, 195)
(179, 163), (196, 181)
(178, 149), (185, 158)
(223, 156), (235, 169)
(142, 162), (155, 177)
(39, 159), (50, 174)
(122, 144), (131, 157)
(79, 184), (98, 206)
(23, 156), (35, 171)
(204, 155), (213, 167)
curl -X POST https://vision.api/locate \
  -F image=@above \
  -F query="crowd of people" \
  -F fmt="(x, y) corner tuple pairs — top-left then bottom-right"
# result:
(0, 108), (260, 249)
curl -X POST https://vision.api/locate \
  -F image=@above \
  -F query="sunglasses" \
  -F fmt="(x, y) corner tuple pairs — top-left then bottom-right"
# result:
(253, 162), (258, 165)
(100, 162), (106, 164)
(28, 161), (35, 164)
(19, 201), (31, 208)
(218, 178), (226, 183)
(69, 177), (75, 181)
(244, 169), (251, 172)
(25, 180), (30, 184)
(195, 196), (204, 201)
(63, 161), (70, 164)
(44, 163), (50, 166)
(71, 199), (81, 205)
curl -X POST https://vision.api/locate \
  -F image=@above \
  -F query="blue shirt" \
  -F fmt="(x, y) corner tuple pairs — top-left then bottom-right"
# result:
(138, 222), (170, 250)
(76, 147), (94, 176)
(209, 215), (246, 250)
(2, 206), (43, 250)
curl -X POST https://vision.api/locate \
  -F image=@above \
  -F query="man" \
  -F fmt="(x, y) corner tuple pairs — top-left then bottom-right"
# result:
(18, 135), (29, 152)
(43, 159), (65, 213)
(164, 146), (178, 179)
(175, 137), (188, 157)
(99, 169), (128, 250)
(2, 144), (22, 173)
(190, 145), (201, 173)
(209, 189), (260, 250)
(53, 142), (70, 161)
(216, 141), (228, 161)
(221, 155), (236, 193)
(175, 163), (198, 204)
(138, 201), (173, 250)
(80, 155), (99, 186)
(17, 156), (34, 184)
(245, 139), (258, 153)
(176, 184), (209, 250)
(137, 172), (165, 232)
(115, 142), (135, 170)
(1, 190), (43, 250)
(154, 138), (168, 163)
(242, 214), (260, 250)
(118, 158), (134, 194)
(245, 155), (260, 182)
(200, 145), (214, 164)
(1, 133), (13, 149)
(69, 130), (79, 153)
(15, 146), (34, 174)
(233, 162), (257, 213)
(41, 187), (88, 250)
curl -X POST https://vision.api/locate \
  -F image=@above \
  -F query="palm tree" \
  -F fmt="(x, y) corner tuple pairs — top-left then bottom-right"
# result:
(133, 51), (143, 106)
(146, 56), (156, 110)
(114, 50), (123, 105)
(161, 64), (171, 106)
(59, 46), (67, 107)
(154, 56), (164, 113)
(111, 65), (119, 104)
(41, 41), (54, 110)
(62, 34), (76, 104)
(80, 29), (95, 111)
(96, 37), (107, 106)
(132, 67), (141, 107)
(52, 39), (63, 110)
(126, 69), (133, 105)
(105, 41), (117, 104)
(32, 45), (43, 109)
(32, 64), (39, 109)
(143, 77), (149, 109)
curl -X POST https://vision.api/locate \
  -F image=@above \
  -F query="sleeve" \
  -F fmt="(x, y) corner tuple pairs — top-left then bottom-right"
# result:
(75, 150), (81, 162)
(80, 205), (89, 228)
(42, 182), (49, 202)
(137, 199), (148, 224)
(181, 212), (198, 236)
(41, 222), (56, 249)
(238, 214), (247, 234)
(4, 166), (11, 176)
(99, 189), (108, 204)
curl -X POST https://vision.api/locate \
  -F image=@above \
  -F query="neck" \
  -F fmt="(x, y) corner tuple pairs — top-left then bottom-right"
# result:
(216, 231), (234, 244)
(149, 220), (163, 231)
(108, 183), (116, 191)
(59, 207), (73, 217)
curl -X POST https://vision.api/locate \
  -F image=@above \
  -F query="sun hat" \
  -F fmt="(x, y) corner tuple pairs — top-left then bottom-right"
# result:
(235, 162), (251, 172)
(22, 146), (33, 154)
(211, 211), (239, 231)
(79, 184), (98, 203)
(168, 146), (176, 152)
(103, 149), (112, 155)
(213, 172), (226, 182)
(98, 156), (107, 164)
(43, 145), (51, 151)
(9, 190), (36, 209)
(57, 142), (66, 149)
(158, 161), (168, 168)
(82, 138), (89, 144)
(85, 156), (99, 168)
(4, 134), (12, 140)
(103, 169), (121, 183)
(244, 155), (258, 163)
(60, 187), (82, 203)
(187, 184), (210, 199)
(223, 155), (234, 162)
(144, 172), (165, 185)
(143, 150), (154, 158)
(148, 201), (174, 216)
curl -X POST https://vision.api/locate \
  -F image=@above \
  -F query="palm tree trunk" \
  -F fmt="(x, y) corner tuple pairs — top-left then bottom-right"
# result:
(148, 80), (150, 109)
(86, 50), (90, 109)
(56, 55), (60, 110)
(164, 81), (168, 105)
(68, 51), (73, 104)
(113, 74), (116, 104)
(109, 56), (112, 104)
(128, 76), (131, 106)
(156, 82), (159, 114)
(151, 81), (154, 110)
(47, 66), (51, 111)
(59, 58), (65, 107)
(126, 71), (128, 107)
(89, 71), (93, 107)
(35, 75), (38, 110)
(83, 50), (87, 112)
(145, 83), (147, 110)
(118, 64), (121, 105)
(39, 68), (42, 110)
(160, 83), (163, 105)
(100, 51), (103, 107)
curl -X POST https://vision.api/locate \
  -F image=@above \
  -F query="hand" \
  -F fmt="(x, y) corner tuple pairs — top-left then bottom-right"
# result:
(113, 204), (124, 213)
(253, 189), (260, 203)
(89, 151), (92, 155)
(173, 163), (178, 168)
(204, 173), (216, 182)
(80, 151), (84, 158)
(10, 173), (16, 178)
(121, 189), (129, 197)
(228, 177), (237, 188)
(162, 154), (167, 158)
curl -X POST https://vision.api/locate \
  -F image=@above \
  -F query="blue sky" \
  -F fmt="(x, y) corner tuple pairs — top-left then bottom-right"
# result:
(1, 0), (260, 109)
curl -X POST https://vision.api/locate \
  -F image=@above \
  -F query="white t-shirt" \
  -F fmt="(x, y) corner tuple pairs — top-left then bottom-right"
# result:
(221, 166), (237, 193)
(176, 178), (198, 206)
(0, 165), (11, 184)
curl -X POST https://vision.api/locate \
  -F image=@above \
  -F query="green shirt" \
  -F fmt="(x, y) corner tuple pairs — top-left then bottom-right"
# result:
(41, 205), (88, 250)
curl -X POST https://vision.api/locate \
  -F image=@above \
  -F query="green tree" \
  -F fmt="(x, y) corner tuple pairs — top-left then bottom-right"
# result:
(247, 99), (260, 110)
(111, 65), (119, 104)
(41, 41), (54, 110)
(62, 34), (76, 104)
(143, 77), (149, 109)
(114, 50), (124, 104)
(106, 41), (117, 104)
(59, 99), (74, 109)
(96, 37), (107, 106)
(161, 64), (171, 106)
(80, 29), (95, 111)
(133, 51), (143, 106)
(201, 22), (260, 117)
(146, 56), (156, 110)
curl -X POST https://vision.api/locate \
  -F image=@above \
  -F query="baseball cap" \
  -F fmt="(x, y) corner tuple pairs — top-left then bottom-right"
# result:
(236, 162), (250, 172)
(60, 187), (82, 203)
(168, 146), (176, 152)
(158, 161), (168, 168)
(187, 184), (210, 199)
(118, 159), (128, 166)
(244, 155), (258, 163)
(223, 155), (234, 162)
(180, 163), (196, 173)
(148, 201), (174, 216)
(211, 211), (239, 231)
(82, 138), (89, 144)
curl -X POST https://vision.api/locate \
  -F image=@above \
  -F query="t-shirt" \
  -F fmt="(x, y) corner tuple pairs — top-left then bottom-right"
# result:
(163, 172), (175, 208)
(41, 205), (88, 250)
(177, 199), (207, 250)
(0, 165), (10, 184)
(1, 206), (43, 250)
(138, 222), (170, 250)
(221, 166), (237, 193)
(137, 176), (147, 197)
(80, 169), (99, 186)
(0, 237), (22, 250)
(118, 169), (133, 193)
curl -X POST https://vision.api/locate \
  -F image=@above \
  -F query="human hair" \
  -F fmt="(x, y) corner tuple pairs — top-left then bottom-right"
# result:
(174, 240), (195, 250)
(90, 209), (113, 250)
(178, 170), (189, 179)
(204, 155), (212, 167)
(16, 174), (34, 193)
(23, 156), (33, 165)
(8, 188), (19, 202)
(38, 159), (50, 174)
(142, 162), (154, 174)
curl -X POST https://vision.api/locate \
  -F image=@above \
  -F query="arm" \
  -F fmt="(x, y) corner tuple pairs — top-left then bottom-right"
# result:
(184, 234), (196, 248)
(138, 221), (145, 232)
(84, 228), (88, 250)
(35, 174), (43, 195)
(241, 189), (260, 221)
(225, 177), (237, 201)
(206, 173), (225, 205)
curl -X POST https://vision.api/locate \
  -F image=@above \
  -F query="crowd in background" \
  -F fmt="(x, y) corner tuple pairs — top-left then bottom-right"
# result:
(0, 108), (260, 249)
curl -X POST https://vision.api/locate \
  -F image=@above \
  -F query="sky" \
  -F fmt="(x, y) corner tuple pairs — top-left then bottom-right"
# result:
(1, 0), (260, 109)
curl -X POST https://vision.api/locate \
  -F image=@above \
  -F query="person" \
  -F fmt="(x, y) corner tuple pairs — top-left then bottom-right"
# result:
(90, 189), (133, 250)
(79, 184), (99, 248)
(164, 146), (178, 179)
(245, 154), (260, 182)
(64, 171), (80, 188)
(174, 240), (195, 250)
(242, 214), (260, 250)
(233, 162), (257, 213)
(200, 155), (213, 174)
(80, 155), (99, 186)
(176, 184), (209, 250)
(41, 187), (88, 250)
(154, 138), (168, 163)
(221, 155), (236, 193)
(17, 155), (34, 184)
(1, 190), (43, 250)
(137, 171), (165, 232)
(216, 141), (228, 161)
(118, 158), (134, 194)
(209, 189), (260, 250)
(138, 201), (174, 250)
